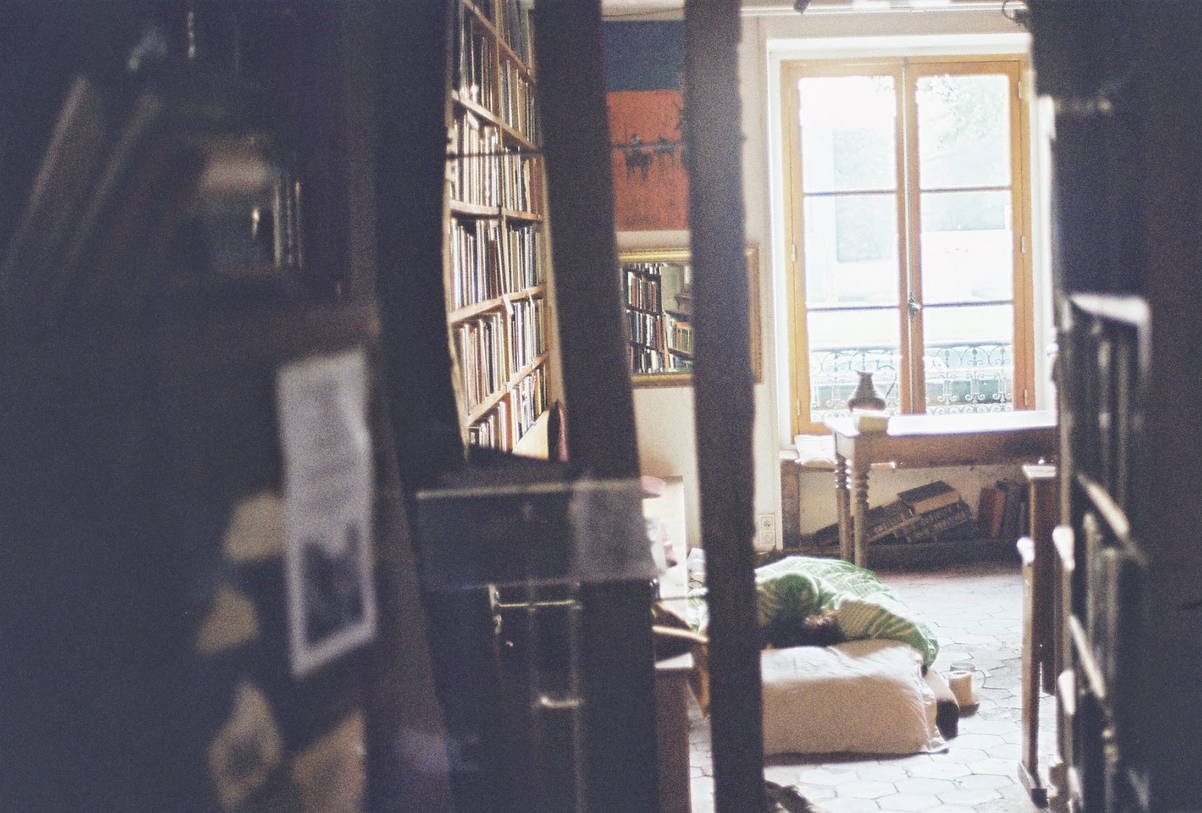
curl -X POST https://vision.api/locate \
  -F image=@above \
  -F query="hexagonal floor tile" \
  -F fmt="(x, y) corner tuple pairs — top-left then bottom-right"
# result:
(906, 761), (971, 780)
(835, 780), (896, 800)
(853, 764), (909, 783)
(873, 792), (942, 812)
(894, 777), (958, 796)
(968, 757), (1020, 776)
(938, 786), (1003, 805)
(822, 797), (883, 813)
(957, 772), (1013, 790)
(950, 733), (1007, 750)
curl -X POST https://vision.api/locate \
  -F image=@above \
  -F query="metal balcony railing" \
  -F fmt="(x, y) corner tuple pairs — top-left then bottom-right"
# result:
(810, 341), (1013, 424)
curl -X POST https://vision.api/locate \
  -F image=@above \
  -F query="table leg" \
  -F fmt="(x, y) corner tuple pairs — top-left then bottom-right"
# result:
(853, 466), (869, 568)
(1019, 547), (1048, 805)
(835, 455), (852, 562)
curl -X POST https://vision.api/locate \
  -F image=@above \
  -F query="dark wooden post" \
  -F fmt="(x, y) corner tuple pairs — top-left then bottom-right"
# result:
(375, 0), (466, 486)
(537, 3), (657, 812)
(535, 0), (639, 480)
(684, 1), (764, 811)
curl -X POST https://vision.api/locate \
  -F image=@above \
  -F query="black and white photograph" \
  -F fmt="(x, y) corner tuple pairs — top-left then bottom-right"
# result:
(276, 349), (377, 678)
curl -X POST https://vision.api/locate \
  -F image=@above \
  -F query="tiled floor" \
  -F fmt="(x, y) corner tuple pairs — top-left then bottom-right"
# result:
(687, 561), (1059, 813)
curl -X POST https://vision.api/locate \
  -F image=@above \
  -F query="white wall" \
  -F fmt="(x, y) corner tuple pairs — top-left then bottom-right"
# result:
(608, 1), (1052, 549)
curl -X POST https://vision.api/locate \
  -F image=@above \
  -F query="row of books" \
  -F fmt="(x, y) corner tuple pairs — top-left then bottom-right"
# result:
(624, 269), (661, 313)
(668, 315), (694, 356)
(449, 219), (542, 309)
(507, 296), (546, 371)
(469, 397), (511, 449)
(498, 59), (540, 144)
(453, 5), (496, 112)
(455, 295), (547, 412)
(631, 346), (665, 374)
(810, 480), (975, 547)
(512, 365), (548, 442)
(447, 125), (542, 214)
(449, 218), (503, 307)
(496, 0), (535, 69)
(467, 364), (546, 450)
(448, 112), (501, 208)
(627, 309), (664, 351)
(455, 310), (508, 412)
(499, 223), (543, 292)
(977, 479), (1030, 541)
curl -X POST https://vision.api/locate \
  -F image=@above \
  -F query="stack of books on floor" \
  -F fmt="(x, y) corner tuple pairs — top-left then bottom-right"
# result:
(976, 478), (1030, 541)
(894, 481), (975, 543)
(808, 480), (976, 547)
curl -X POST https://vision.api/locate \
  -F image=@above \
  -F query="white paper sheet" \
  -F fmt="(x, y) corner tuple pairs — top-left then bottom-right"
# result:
(276, 348), (377, 678)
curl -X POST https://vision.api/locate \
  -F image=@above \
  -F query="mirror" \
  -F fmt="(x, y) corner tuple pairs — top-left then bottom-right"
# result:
(620, 246), (762, 387)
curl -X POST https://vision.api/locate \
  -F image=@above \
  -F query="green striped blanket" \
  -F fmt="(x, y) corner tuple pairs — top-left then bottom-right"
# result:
(688, 555), (939, 668)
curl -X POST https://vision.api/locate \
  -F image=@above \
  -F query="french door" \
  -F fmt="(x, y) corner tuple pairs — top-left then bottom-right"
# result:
(782, 56), (1033, 434)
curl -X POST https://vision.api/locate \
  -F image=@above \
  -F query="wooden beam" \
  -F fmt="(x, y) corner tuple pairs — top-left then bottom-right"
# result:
(535, 0), (639, 481)
(683, 2), (764, 811)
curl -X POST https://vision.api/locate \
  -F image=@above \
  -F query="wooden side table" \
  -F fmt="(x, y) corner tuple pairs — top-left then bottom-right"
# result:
(825, 411), (1058, 567)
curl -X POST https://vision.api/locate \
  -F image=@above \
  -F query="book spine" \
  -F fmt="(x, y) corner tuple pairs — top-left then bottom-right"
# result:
(903, 501), (974, 543)
(863, 503), (918, 542)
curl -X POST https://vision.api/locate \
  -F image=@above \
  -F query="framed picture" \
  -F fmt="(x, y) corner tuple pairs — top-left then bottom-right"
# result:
(604, 21), (688, 231)
(620, 246), (762, 387)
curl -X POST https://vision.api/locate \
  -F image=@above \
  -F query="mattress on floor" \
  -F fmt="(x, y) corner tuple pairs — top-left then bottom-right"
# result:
(762, 639), (947, 756)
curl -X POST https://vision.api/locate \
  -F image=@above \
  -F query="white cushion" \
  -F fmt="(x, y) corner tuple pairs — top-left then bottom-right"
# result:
(761, 639), (944, 756)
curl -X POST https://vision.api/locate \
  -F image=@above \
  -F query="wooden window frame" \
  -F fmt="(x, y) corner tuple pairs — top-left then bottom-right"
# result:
(781, 54), (1035, 436)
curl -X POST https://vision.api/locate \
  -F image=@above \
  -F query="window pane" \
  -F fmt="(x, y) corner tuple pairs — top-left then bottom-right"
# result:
(923, 304), (1013, 414)
(804, 194), (899, 307)
(916, 74), (1010, 190)
(799, 76), (896, 193)
(808, 308), (901, 423)
(920, 190), (1013, 304)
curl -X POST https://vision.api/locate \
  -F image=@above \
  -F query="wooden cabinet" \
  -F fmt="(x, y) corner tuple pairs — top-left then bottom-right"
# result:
(1031, 5), (1202, 809)
(446, 0), (554, 454)
(1053, 295), (1151, 813)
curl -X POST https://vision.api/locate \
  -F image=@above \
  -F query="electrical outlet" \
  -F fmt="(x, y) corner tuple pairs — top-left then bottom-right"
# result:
(757, 513), (777, 550)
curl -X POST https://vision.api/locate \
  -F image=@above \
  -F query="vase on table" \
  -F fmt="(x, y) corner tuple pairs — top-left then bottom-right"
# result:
(847, 371), (886, 412)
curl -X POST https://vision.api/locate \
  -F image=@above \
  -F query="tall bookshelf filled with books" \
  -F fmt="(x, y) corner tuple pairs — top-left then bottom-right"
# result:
(622, 255), (694, 375)
(447, 0), (553, 454)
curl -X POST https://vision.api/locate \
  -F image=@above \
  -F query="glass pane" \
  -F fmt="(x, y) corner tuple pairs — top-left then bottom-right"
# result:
(916, 73), (1011, 190)
(920, 190), (1013, 304)
(922, 304), (1013, 414)
(808, 308), (901, 424)
(804, 194), (899, 307)
(799, 75), (896, 193)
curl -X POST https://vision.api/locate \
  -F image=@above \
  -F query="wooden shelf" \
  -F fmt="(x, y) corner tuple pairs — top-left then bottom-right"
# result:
(497, 35), (536, 84)
(449, 199), (502, 218)
(463, 0), (498, 37)
(501, 206), (542, 222)
(464, 352), (549, 426)
(783, 535), (1021, 570)
(448, 0), (550, 455)
(447, 284), (545, 324)
(452, 92), (539, 152)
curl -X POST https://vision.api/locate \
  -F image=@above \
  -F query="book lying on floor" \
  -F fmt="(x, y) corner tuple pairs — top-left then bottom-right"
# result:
(807, 499), (921, 547)
(863, 500), (919, 542)
(896, 479), (961, 514)
(901, 499), (974, 543)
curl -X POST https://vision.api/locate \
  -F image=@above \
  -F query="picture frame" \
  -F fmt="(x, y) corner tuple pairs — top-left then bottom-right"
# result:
(620, 246), (762, 387)
(604, 21), (689, 231)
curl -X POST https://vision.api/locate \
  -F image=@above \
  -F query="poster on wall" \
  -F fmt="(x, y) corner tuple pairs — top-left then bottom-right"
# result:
(276, 348), (377, 678)
(604, 21), (688, 231)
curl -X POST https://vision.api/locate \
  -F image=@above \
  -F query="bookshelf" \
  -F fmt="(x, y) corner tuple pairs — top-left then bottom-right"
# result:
(447, 0), (553, 454)
(621, 251), (694, 376)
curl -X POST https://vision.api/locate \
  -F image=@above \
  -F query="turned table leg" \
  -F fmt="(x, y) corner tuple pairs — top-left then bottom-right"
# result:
(853, 466), (869, 568)
(835, 455), (852, 562)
